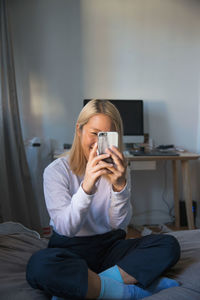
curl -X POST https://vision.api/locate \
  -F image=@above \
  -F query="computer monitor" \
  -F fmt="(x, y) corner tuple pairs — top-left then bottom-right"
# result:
(83, 99), (144, 144)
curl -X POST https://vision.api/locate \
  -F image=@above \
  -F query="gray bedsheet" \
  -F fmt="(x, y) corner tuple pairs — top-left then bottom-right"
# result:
(0, 230), (49, 300)
(146, 229), (200, 300)
(0, 224), (200, 300)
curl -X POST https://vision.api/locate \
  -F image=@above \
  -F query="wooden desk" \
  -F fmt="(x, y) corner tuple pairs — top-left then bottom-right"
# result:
(126, 152), (199, 230)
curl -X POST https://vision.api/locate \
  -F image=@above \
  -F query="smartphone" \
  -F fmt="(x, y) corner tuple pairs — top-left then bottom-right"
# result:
(97, 132), (118, 163)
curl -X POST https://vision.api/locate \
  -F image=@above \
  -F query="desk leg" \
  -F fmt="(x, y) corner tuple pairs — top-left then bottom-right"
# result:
(172, 161), (180, 228)
(181, 160), (195, 229)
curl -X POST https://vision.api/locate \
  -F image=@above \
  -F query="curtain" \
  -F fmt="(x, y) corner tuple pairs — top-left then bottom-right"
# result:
(0, 0), (42, 234)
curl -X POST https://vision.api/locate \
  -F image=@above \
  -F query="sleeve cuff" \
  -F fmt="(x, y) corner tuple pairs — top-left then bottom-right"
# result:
(79, 182), (96, 199)
(112, 182), (129, 195)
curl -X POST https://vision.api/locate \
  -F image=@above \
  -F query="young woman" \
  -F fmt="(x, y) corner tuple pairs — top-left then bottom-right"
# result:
(26, 99), (180, 300)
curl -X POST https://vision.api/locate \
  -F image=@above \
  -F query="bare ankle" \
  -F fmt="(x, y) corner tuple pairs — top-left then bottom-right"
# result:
(118, 266), (138, 285)
(86, 269), (101, 299)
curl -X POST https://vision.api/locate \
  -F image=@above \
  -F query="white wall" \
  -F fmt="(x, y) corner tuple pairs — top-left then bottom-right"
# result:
(8, 0), (200, 225)
(81, 0), (200, 151)
(80, 0), (200, 225)
(8, 0), (82, 148)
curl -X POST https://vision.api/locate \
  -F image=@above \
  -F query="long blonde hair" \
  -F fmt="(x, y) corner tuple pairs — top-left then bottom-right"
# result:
(69, 99), (124, 176)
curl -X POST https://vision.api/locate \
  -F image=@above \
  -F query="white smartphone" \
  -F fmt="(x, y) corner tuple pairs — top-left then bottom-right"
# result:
(97, 132), (118, 163)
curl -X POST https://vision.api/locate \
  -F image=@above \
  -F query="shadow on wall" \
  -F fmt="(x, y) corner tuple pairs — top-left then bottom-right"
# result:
(130, 160), (174, 226)
(9, 0), (82, 144)
(24, 137), (53, 232)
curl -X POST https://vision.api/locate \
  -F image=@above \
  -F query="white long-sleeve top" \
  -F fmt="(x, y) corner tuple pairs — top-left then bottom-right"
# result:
(43, 155), (132, 237)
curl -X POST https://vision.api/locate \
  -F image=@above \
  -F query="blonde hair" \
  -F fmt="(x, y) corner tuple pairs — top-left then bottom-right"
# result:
(69, 99), (124, 176)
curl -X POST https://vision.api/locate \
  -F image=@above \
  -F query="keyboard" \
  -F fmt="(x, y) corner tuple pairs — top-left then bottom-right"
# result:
(129, 150), (179, 156)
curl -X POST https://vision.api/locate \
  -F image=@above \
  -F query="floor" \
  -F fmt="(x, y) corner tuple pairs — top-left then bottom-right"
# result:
(126, 223), (188, 239)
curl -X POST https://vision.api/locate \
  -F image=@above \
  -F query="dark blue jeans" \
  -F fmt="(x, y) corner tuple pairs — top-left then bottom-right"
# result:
(26, 229), (180, 299)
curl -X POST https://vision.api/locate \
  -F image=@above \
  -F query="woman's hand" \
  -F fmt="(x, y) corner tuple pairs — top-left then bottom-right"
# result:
(104, 146), (127, 192)
(82, 143), (113, 195)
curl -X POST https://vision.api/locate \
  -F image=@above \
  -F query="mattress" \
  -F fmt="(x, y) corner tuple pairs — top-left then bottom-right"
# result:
(0, 222), (49, 300)
(0, 222), (200, 300)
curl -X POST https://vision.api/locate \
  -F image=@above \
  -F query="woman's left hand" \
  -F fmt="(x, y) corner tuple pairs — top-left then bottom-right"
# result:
(103, 146), (127, 192)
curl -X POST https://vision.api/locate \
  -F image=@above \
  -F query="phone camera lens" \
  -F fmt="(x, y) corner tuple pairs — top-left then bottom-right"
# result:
(99, 132), (106, 137)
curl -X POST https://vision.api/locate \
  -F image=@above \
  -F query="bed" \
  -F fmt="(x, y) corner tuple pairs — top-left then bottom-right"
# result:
(0, 222), (49, 300)
(1, 222), (200, 300)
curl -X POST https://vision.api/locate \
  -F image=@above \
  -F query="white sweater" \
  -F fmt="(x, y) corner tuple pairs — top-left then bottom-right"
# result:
(43, 156), (132, 237)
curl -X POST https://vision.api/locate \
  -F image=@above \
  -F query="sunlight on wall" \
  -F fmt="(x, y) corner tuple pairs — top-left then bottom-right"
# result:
(29, 74), (64, 117)
(29, 75), (45, 117)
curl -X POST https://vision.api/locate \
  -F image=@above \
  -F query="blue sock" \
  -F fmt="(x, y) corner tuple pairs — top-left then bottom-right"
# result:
(98, 275), (152, 299)
(99, 265), (124, 283)
(147, 277), (179, 293)
(99, 266), (179, 293)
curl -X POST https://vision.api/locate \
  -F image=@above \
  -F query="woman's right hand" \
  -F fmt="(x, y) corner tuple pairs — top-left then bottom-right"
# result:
(82, 143), (113, 195)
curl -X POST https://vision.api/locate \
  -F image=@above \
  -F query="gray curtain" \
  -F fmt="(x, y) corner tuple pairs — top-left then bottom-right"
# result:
(0, 0), (42, 234)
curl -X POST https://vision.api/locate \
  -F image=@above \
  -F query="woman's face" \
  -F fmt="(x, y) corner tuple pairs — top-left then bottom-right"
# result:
(78, 113), (114, 160)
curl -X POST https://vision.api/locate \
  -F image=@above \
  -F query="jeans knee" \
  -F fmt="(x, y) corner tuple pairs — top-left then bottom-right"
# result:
(26, 249), (50, 289)
(161, 234), (180, 264)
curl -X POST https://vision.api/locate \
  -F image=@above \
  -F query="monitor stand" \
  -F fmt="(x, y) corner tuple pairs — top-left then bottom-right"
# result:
(123, 135), (144, 150)
(123, 135), (144, 144)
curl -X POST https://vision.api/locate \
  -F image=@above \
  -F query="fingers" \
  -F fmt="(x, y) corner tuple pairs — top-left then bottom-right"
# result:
(92, 153), (112, 166)
(88, 143), (98, 160)
(86, 145), (127, 193)
(105, 146), (126, 170)
(89, 143), (111, 164)
(110, 146), (124, 160)
(84, 149), (113, 194)
(94, 160), (113, 171)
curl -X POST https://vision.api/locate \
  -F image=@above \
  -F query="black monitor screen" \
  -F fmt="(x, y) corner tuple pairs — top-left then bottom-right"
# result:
(83, 99), (144, 136)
